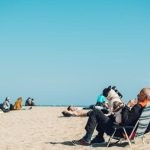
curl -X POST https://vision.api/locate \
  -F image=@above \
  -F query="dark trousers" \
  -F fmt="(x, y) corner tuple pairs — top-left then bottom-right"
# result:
(85, 109), (123, 140)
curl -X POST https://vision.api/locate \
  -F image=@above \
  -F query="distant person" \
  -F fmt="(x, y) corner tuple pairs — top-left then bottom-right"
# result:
(13, 97), (23, 110)
(25, 97), (32, 106)
(25, 97), (35, 106)
(2, 97), (11, 112)
(31, 98), (35, 106)
(95, 94), (106, 107)
(83, 94), (107, 110)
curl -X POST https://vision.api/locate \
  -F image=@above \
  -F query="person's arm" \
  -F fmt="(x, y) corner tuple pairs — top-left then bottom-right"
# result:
(122, 104), (142, 126)
(127, 99), (138, 108)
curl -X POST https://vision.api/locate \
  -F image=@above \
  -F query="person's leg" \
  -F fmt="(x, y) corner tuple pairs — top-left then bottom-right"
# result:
(90, 125), (105, 144)
(89, 112), (116, 144)
(73, 108), (110, 145)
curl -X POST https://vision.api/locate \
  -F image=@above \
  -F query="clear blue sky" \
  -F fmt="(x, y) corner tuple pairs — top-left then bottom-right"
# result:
(0, 0), (150, 105)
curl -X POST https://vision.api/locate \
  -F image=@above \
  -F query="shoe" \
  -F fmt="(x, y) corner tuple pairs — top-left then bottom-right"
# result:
(72, 138), (90, 146)
(91, 136), (105, 145)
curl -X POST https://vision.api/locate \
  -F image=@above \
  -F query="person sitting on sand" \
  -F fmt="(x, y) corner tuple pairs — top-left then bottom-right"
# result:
(83, 94), (107, 110)
(25, 97), (35, 106)
(2, 97), (11, 112)
(25, 97), (32, 106)
(13, 97), (23, 110)
(95, 94), (106, 107)
(72, 87), (150, 146)
(31, 98), (35, 106)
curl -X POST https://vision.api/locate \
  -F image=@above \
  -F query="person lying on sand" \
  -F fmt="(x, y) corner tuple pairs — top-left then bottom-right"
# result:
(62, 106), (89, 117)
(62, 86), (124, 119)
(62, 94), (109, 117)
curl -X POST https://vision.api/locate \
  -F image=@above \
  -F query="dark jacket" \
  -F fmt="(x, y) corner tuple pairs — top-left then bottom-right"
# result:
(122, 104), (143, 126)
(121, 103), (150, 134)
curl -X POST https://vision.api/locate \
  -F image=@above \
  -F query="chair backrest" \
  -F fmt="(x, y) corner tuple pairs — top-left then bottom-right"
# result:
(136, 102), (150, 138)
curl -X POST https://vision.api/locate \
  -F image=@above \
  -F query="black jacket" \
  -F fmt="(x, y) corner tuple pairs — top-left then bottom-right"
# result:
(121, 104), (143, 126)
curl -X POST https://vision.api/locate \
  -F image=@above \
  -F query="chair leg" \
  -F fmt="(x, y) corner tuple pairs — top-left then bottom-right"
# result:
(107, 128), (117, 148)
(123, 128), (132, 148)
(142, 137), (145, 144)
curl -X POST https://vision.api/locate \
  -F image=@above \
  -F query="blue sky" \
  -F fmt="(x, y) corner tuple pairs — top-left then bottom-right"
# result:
(0, 0), (150, 105)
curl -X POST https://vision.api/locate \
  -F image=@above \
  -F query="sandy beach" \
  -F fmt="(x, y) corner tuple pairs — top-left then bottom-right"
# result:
(0, 107), (150, 150)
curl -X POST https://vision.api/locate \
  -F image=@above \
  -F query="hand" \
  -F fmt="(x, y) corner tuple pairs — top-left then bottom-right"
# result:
(127, 99), (137, 107)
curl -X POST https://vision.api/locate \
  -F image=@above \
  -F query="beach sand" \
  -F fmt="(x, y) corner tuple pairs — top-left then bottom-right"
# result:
(0, 107), (150, 150)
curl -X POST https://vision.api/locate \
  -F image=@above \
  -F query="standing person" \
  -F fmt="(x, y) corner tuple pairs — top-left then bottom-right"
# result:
(2, 97), (11, 112)
(72, 88), (150, 146)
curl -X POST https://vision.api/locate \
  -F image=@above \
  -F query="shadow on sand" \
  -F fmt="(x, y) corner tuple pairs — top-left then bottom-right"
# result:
(46, 141), (75, 146)
(46, 141), (129, 147)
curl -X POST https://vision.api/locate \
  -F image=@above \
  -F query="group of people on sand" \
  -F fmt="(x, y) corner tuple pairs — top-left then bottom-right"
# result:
(0, 97), (35, 113)
(62, 86), (150, 146)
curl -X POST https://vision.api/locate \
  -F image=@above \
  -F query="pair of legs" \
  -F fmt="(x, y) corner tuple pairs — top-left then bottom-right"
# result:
(73, 108), (122, 145)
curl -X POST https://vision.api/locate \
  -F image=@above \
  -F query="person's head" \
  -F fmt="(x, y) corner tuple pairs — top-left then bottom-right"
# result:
(27, 98), (31, 103)
(5, 96), (10, 101)
(67, 105), (71, 111)
(18, 97), (22, 101)
(137, 88), (150, 102)
(67, 106), (76, 111)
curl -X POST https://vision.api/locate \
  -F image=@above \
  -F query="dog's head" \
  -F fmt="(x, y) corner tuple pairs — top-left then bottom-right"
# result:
(102, 86), (123, 100)
(103, 86), (112, 97)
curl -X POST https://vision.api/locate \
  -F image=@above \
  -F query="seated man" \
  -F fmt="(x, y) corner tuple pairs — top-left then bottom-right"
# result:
(72, 87), (150, 146)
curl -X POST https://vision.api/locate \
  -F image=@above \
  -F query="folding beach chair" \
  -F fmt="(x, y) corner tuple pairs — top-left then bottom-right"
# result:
(107, 102), (150, 148)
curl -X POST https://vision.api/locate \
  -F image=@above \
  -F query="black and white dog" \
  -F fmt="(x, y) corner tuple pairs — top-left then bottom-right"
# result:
(103, 86), (124, 124)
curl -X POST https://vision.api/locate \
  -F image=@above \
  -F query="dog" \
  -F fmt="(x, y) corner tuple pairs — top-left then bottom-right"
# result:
(103, 86), (124, 124)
